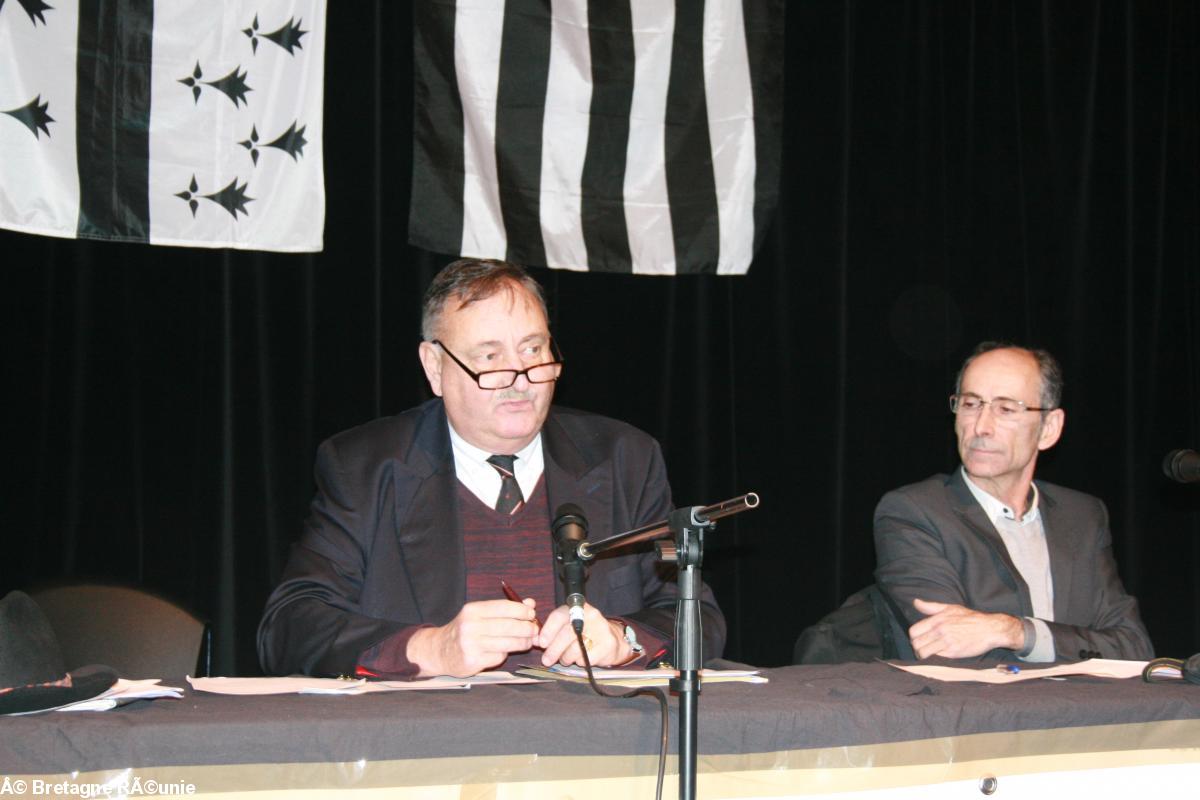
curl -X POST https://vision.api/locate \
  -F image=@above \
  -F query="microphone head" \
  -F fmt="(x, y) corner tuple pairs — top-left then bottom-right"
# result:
(552, 503), (588, 538)
(1163, 449), (1200, 484)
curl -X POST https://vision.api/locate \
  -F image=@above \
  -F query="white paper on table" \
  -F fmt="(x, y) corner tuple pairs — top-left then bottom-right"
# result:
(52, 679), (185, 713)
(515, 665), (767, 687)
(544, 665), (763, 680)
(888, 658), (1149, 683)
(188, 671), (541, 696)
(299, 679), (470, 694)
(465, 671), (547, 686)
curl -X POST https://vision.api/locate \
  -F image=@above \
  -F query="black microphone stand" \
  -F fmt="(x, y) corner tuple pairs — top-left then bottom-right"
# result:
(579, 492), (758, 800)
(665, 505), (706, 800)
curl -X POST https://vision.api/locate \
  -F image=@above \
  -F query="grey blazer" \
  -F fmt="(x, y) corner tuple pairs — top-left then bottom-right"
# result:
(873, 471), (1152, 661)
(258, 398), (726, 676)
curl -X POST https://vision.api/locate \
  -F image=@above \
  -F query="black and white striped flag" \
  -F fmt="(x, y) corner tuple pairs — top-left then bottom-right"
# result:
(0, 0), (326, 252)
(409, 0), (782, 275)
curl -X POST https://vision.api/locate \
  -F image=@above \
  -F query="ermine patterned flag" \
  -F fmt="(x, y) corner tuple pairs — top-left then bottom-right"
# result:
(0, 0), (326, 252)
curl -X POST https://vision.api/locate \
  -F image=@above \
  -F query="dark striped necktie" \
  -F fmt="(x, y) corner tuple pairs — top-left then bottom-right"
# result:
(486, 454), (525, 514)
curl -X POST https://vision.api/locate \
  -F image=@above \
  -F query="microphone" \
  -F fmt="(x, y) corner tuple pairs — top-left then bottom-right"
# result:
(1163, 449), (1200, 484)
(552, 503), (589, 633)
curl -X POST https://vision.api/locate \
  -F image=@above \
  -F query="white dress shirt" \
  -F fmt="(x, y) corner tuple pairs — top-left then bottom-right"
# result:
(448, 424), (545, 508)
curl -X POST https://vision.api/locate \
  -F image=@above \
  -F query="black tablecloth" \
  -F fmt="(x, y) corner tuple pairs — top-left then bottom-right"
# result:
(3, 662), (1198, 775)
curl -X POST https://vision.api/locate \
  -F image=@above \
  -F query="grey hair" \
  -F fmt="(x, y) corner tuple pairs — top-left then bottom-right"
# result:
(954, 340), (1064, 411)
(420, 258), (548, 342)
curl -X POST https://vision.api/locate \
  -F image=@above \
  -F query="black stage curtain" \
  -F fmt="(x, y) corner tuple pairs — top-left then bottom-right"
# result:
(3, 2), (1197, 675)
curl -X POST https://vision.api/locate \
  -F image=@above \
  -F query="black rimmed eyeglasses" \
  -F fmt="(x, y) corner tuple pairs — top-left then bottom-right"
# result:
(433, 339), (564, 390)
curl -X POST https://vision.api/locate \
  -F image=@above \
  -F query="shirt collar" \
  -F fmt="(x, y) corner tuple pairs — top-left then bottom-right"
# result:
(447, 423), (542, 469)
(961, 466), (1040, 524)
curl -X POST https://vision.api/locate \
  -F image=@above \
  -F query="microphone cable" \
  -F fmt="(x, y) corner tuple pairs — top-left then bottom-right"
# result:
(573, 625), (669, 800)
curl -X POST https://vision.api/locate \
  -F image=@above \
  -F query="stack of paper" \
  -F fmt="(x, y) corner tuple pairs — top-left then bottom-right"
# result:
(187, 672), (543, 696)
(514, 665), (767, 688)
(42, 679), (185, 714)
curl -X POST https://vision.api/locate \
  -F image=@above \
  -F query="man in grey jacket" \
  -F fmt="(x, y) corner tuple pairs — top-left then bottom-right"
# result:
(874, 342), (1152, 662)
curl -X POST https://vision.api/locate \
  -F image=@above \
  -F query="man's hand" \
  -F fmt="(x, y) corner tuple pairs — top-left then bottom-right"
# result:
(908, 598), (1025, 659)
(407, 599), (538, 677)
(538, 602), (630, 667)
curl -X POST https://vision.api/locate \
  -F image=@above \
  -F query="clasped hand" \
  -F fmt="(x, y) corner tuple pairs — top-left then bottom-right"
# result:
(538, 602), (629, 668)
(409, 598), (629, 677)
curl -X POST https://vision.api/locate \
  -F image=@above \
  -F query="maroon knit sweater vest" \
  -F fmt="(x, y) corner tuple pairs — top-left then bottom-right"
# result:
(458, 477), (556, 672)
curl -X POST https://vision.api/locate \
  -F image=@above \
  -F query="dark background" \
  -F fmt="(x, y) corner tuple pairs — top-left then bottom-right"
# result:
(3, 2), (1197, 675)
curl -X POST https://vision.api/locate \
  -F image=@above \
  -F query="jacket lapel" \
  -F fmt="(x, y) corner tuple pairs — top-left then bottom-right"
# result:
(392, 400), (465, 625)
(542, 410), (612, 606)
(947, 471), (1033, 615)
(1037, 485), (1075, 622)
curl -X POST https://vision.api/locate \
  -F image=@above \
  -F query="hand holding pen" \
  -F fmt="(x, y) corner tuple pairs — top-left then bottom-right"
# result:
(501, 580), (541, 632)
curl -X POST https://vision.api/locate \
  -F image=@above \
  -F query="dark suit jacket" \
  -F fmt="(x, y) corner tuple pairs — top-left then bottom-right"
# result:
(873, 471), (1153, 661)
(258, 399), (726, 676)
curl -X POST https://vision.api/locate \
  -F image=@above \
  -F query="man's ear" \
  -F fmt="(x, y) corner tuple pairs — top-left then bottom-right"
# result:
(418, 341), (444, 397)
(1037, 407), (1065, 451)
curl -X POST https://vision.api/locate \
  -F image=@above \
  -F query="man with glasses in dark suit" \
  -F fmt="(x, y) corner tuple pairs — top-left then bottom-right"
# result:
(873, 342), (1152, 663)
(258, 258), (724, 678)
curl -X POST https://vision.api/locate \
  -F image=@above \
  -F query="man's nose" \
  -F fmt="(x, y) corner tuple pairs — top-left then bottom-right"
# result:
(972, 403), (996, 435)
(510, 368), (532, 391)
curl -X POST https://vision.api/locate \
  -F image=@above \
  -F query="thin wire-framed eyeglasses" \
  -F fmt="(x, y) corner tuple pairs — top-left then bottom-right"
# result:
(949, 393), (1049, 420)
(434, 339), (564, 390)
